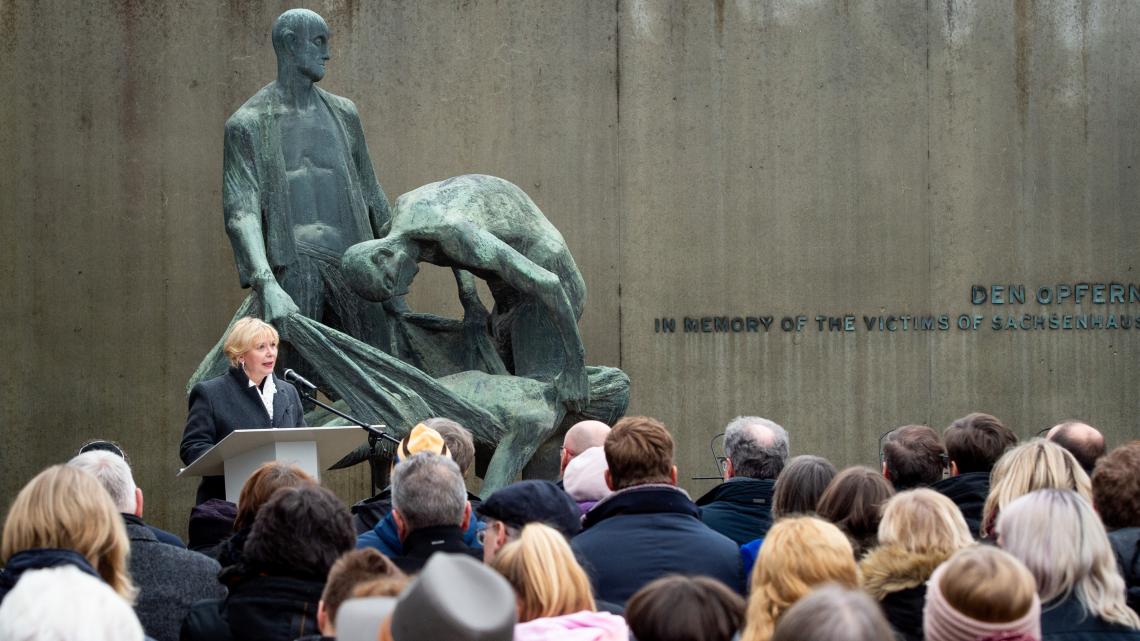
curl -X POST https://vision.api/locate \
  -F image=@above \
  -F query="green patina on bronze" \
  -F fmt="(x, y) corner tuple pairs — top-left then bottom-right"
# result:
(189, 9), (628, 494)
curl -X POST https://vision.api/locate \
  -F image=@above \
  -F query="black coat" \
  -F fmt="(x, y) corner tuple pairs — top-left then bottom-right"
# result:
(180, 367), (306, 504)
(181, 574), (324, 641)
(695, 478), (776, 545)
(1041, 595), (1140, 641)
(571, 485), (745, 606)
(931, 471), (990, 539)
(1109, 527), (1140, 616)
(0, 548), (101, 605)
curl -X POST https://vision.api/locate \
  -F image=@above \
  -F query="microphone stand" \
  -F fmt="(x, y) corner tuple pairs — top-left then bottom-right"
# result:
(296, 388), (400, 497)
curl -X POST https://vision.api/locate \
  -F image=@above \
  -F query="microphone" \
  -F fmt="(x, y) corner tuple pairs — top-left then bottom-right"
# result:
(283, 369), (318, 392)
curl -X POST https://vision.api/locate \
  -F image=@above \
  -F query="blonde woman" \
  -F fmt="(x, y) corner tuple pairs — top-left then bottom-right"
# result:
(491, 523), (627, 640)
(180, 316), (306, 504)
(0, 465), (136, 604)
(740, 516), (859, 641)
(859, 489), (973, 641)
(980, 439), (1091, 538)
(996, 489), (1140, 639)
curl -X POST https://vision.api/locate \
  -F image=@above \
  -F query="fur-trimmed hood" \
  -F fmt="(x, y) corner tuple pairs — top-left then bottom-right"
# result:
(859, 544), (951, 600)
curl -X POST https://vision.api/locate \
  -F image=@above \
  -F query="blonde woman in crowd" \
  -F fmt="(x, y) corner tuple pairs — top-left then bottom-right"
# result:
(923, 546), (1041, 641)
(996, 489), (1140, 639)
(491, 523), (627, 640)
(739, 516), (860, 641)
(980, 439), (1091, 538)
(860, 489), (974, 641)
(0, 465), (136, 604)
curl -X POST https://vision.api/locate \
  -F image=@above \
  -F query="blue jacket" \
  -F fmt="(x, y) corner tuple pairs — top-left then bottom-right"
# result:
(572, 484), (745, 606)
(0, 548), (101, 604)
(357, 511), (483, 556)
(695, 478), (777, 545)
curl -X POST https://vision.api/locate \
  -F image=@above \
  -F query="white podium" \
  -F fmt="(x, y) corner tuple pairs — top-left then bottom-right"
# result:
(178, 426), (366, 504)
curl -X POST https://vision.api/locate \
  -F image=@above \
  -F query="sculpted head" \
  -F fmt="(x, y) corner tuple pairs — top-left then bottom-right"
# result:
(342, 238), (420, 302)
(272, 9), (330, 82)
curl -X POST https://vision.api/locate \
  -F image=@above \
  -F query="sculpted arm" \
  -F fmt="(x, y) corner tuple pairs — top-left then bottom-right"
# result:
(222, 120), (299, 323)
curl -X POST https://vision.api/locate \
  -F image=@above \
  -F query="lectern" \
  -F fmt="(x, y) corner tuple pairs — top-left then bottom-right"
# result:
(178, 426), (365, 504)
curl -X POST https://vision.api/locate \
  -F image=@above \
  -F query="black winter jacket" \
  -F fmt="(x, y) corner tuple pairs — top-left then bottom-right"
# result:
(181, 574), (324, 641)
(0, 548), (101, 605)
(572, 484), (744, 606)
(931, 471), (990, 539)
(1109, 527), (1140, 616)
(695, 478), (776, 545)
(1041, 595), (1140, 641)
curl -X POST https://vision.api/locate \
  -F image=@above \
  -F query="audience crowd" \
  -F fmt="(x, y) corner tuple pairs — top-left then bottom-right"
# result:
(1, 412), (1139, 641)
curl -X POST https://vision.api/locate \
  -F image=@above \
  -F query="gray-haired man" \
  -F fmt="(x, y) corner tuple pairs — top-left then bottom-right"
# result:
(695, 416), (789, 544)
(387, 453), (480, 573)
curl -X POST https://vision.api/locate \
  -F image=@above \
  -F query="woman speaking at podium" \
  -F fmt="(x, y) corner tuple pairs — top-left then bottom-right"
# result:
(180, 317), (306, 504)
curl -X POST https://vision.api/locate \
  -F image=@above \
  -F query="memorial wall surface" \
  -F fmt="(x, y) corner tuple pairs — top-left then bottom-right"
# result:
(2, 0), (1138, 533)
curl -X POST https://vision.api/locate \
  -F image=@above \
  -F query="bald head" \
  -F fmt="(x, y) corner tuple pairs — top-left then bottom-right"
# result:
(1046, 421), (1106, 473)
(560, 420), (611, 476)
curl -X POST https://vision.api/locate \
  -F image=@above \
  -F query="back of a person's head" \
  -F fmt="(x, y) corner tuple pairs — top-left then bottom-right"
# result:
(723, 416), (789, 480)
(943, 413), (1017, 474)
(877, 489), (972, 556)
(563, 446), (613, 503)
(391, 452), (467, 532)
(742, 516), (858, 641)
(815, 466), (895, 556)
(424, 417), (475, 476)
(604, 416), (674, 490)
(67, 450), (137, 514)
(321, 548), (405, 633)
(996, 489), (1140, 629)
(0, 465), (134, 601)
(981, 439), (1091, 537)
(0, 566), (144, 641)
(772, 455), (836, 518)
(245, 483), (355, 580)
(1091, 440), (1140, 530)
(924, 546), (1040, 641)
(489, 523), (594, 622)
(234, 460), (315, 530)
(882, 425), (946, 490)
(626, 575), (744, 641)
(1047, 421), (1106, 473)
(769, 584), (893, 641)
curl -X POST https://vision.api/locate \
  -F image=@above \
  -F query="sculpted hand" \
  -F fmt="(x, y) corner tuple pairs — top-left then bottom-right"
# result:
(555, 364), (591, 414)
(259, 280), (300, 324)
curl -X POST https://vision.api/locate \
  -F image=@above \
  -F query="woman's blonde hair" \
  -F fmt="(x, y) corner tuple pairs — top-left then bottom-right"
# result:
(489, 523), (595, 622)
(1, 465), (136, 602)
(878, 489), (973, 555)
(223, 316), (279, 367)
(937, 546), (1038, 624)
(997, 489), (1140, 629)
(741, 516), (859, 641)
(981, 439), (1091, 537)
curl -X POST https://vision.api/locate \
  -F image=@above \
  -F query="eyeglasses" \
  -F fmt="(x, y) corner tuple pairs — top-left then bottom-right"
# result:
(476, 521), (516, 545)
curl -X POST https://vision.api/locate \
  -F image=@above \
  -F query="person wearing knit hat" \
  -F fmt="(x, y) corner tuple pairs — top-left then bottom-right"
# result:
(379, 553), (517, 641)
(396, 423), (450, 462)
(563, 447), (612, 515)
(477, 480), (582, 563)
(923, 546), (1041, 641)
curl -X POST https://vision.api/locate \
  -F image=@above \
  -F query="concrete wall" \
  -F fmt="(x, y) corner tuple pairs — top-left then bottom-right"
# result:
(2, 0), (1137, 533)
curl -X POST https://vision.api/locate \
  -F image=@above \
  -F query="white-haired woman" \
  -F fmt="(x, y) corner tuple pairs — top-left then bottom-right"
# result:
(179, 317), (306, 504)
(997, 488), (1140, 640)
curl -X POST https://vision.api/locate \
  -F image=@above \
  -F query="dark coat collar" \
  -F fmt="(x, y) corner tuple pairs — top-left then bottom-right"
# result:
(227, 366), (291, 425)
(583, 484), (699, 529)
(695, 477), (776, 506)
(402, 525), (472, 559)
(0, 548), (101, 595)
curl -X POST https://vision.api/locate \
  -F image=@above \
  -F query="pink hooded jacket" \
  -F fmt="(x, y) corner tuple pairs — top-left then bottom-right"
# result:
(513, 611), (629, 641)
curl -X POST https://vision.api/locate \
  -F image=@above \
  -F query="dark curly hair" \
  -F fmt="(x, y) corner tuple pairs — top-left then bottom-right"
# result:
(1092, 441), (1140, 530)
(244, 484), (355, 580)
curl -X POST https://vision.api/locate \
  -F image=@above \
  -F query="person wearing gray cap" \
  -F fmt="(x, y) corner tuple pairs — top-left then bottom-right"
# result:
(369, 553), (516, 641)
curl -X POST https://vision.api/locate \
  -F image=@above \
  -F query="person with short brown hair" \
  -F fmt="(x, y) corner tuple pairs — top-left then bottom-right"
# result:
(571, 416), (744, 605)
(816, 466), (895, 558)
(923, 546), (1041, 641)
(881, 425), (946, 491)
(626, 575), (744, 641)
(1092, 441), (1140, 613)
(932, 412), (1018, 537)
